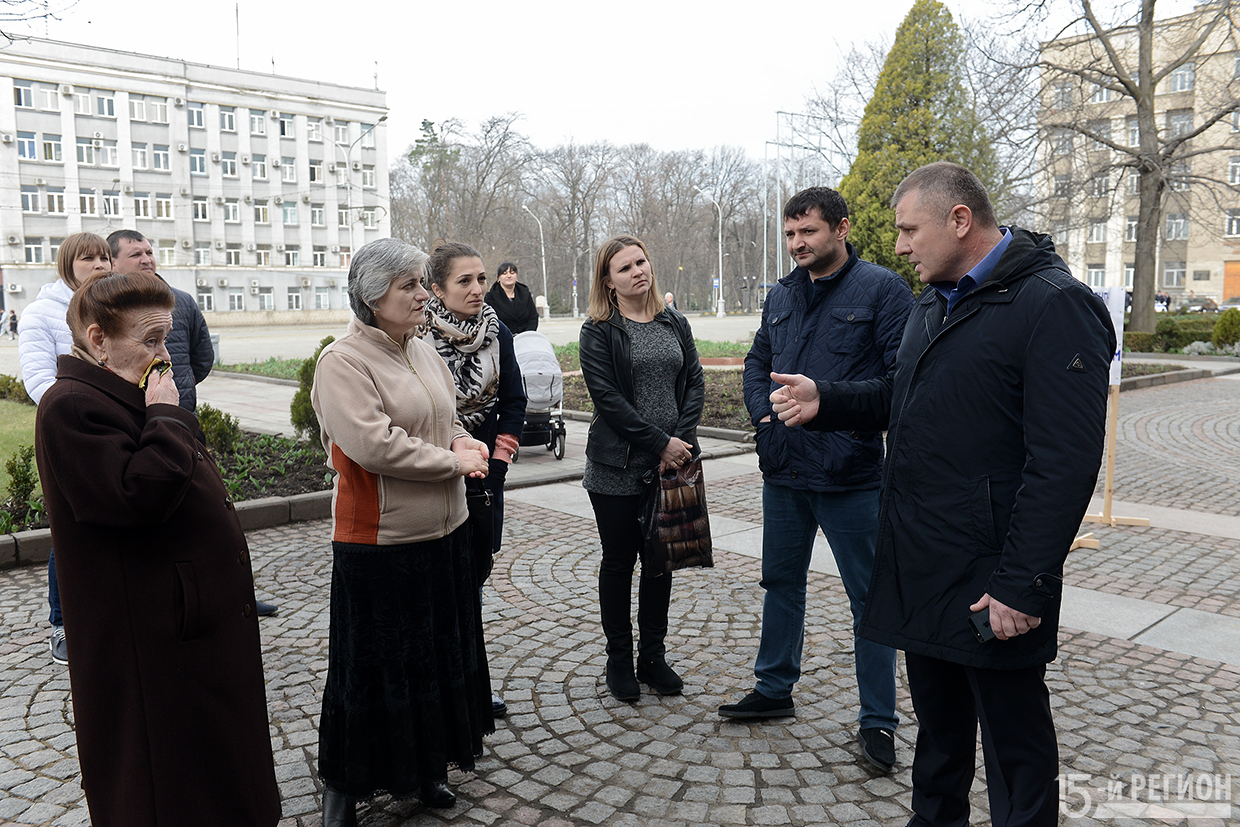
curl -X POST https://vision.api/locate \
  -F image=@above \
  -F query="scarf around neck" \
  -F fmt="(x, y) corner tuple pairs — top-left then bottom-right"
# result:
(423, 295), (501, 431)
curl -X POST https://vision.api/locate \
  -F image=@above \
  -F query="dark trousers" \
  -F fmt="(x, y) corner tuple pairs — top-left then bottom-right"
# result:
(588, 491), (672, 664)
(48, 548), (62, 626)
(905, 652), (1058, 827)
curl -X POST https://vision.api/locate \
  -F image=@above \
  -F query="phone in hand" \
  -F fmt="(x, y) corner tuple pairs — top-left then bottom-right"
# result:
(969, 609), (996, 643)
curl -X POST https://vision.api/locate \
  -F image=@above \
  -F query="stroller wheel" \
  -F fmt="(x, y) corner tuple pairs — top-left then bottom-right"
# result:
(553, 431), (565, 460)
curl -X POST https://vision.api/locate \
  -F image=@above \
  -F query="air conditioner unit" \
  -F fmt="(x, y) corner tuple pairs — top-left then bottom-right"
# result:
(351, 161), (361, 171)
(181, 239), (192, 249)
(250, 286), (259, 295)
(300, 278), (311, 287)
(325, 116), (335, 125)
(270, 158), (281, 167)
(179, 187), (190, 196)
(243, 195), (252, 204)
(214, 240), (224, 249)
(177, 143), (187, 152)
(327, 163), (337, 173)
(241, 155), (250, 165)
(326, 279), (337, 287)
(0, 134), (11, 144)
(92, 131), (103, 139)
(330, 246), (340, 253)
(6, 235), (19, 245)
(250, 279), (260, 287)
(268, 109), (278, 118)
(246, 245), (255, 252)
(273, 196), (283, 205)
(196, 278), (208, 287)
(276, 244), (285, 252)
(217, 279), (229, 287)
(5, 283), (21, 293)
(302, 194), (311, 204)
(123, 185), (133, 194)
(60, 84), (73, 95)
(214, 196), (224, 204)
(211, 153), (220, 163)
(35, 178), (46, 186)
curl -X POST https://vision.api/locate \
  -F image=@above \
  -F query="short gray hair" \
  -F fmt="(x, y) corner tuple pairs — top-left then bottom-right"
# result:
(347, 239), (429, 326)
(890, 162), (997, 229)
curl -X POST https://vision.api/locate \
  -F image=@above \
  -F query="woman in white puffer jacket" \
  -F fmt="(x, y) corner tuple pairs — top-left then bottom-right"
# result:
(17, 231), (111, 665)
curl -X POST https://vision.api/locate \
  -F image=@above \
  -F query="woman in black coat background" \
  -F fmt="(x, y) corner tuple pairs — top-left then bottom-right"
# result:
(485, 261), (540, 333)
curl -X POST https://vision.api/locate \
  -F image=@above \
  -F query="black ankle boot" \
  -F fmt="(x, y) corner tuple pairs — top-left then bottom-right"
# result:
(637, 656), (683, 696)
(322, 786), (357, 827)
(419, 779), (456, 809)
(606, 657), (640, 701)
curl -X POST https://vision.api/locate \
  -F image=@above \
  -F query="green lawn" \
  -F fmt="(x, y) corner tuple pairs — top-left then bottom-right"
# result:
(0, 399), (38, 496)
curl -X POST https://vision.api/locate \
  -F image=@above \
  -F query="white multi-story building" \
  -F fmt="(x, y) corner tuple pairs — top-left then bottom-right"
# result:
(0, 38), (388, 322)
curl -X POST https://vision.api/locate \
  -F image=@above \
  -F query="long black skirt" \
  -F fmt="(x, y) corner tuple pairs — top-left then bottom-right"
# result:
(318, 523), (494, 799)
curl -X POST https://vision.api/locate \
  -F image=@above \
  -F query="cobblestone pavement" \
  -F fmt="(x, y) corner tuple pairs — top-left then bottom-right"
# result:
(4, 379), (1240, 825)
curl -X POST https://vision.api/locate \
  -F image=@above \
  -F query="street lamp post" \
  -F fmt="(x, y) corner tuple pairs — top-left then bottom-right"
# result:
(694, 186), (725, 318)
(522, 204), (550, 321)
(338, 115), (387, 255)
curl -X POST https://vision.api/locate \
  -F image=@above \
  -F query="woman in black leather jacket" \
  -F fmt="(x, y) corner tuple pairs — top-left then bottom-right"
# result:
(578, 235), (705, 702)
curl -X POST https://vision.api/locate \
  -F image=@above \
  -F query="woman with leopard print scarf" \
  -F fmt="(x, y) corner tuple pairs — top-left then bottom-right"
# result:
(424, 241), (527, 719)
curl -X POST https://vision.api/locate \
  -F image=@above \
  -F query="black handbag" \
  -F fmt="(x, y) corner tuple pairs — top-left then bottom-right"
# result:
(465, 486), (494, 585)
(638, 458), (714, 576)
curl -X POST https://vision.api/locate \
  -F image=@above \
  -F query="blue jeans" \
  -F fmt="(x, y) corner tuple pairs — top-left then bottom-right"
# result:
(48, 548), (62, 627)
(754, 483), (898, 731)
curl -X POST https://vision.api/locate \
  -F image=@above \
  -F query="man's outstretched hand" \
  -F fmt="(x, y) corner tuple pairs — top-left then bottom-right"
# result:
(769, 372), (820, 427)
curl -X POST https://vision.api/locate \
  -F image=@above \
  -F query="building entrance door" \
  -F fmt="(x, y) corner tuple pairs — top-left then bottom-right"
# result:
(1225, 261), (1240, 302)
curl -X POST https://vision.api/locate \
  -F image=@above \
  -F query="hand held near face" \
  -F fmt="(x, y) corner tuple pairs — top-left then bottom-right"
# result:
(143, 361), (180, 406)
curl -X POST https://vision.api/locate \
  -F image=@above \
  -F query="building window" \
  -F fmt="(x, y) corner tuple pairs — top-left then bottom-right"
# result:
(1087, 119), (1111, 152)
(334, 122), (349, 144)
(1050, 129), (1072, 156)
(254, 200), (269, 223)
(1052, 81), (1073, 109)
(80, 192), (97, 215)
(1086, 173), (1110, 197)
(153, 144), (170, 170)
(1127, 171), (1142, 195)
(250, 109), (266, 134)
(13, 79), (33, 108)
(102, 191), (120, 217)
(1167, 109), (1192, 138)
(96, 92), (115, 117)
(1193, 269), (1211, 282)
(287, 288), (302, 310)
(226, 245), (242, 265)
(196, 290), (214, 312)
(42, 133), (62, 162)
(1086, 264), (1105, 287)
(1230, 157), (1240, 185)
(223, 200), (239, 222)
(311, 204), (325, 226)
(313, 246), (327, 267)
(308, 161), (323, 183)
(338, 207), (350, 227)
(190, 148), (207, 175)
(100, 140), (118, 167)
(1127, 115), (1139, 146)
(156, 193), (173, 219)
(256, 246), (271, 266)
(16, 131), (35, 159)
(76, 137), (96, 165)
(21, 185), (38, 213)
(49, 237), (63, 262)
(314, 285), (330, 308)
(221, 151), (238, 177)
(73, 92), (90, 115)
(285, 245), (299, 266)
(307, 119), (322, 142)
(192, 197), (209, 221)
(339, 246), (352, 268)
(1089, 84), (1112, 104)
(1165, 213), (1188, 240)
(220, 107), (236, 132)
(361, 208), (378, 229)
(281, 158), (296, 182)
(362, 165), (376, 188)
(24, 237), (43, 263)
(149, 100), (168, 123)
(360, 124), (375, 148)
(1168, 62), (1195, 93)
(195, 243), (211, 265)
(1168, 160), (1191, 191)
(278, 113), (293, 137)
(1124, 263), (1134, 288)
(40, 87), (57, 110)
(187, 101), (204, 128)
(228, 288), (244, 310)
(1087, 220), (1106, 244)
(256, 286), (274, 310)
(1125, 216), (1138, 241)
(133, 192), (151, 218)
(1163, 261), (1186, 287)
(129, 98), (146, 121)
(133, 144), (149, 169)
(46, 188), (66, 214)
(1226, 210), (1240, 237)
(283, 202), (297, 225)
(253, 154), (267, 179)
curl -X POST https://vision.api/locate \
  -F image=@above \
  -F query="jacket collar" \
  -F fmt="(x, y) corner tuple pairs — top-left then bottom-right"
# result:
(56, 351), (147, 414)
(349, 315), (415, 354)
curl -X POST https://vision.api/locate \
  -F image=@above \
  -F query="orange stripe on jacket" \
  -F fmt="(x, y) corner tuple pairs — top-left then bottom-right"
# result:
(330, 443), (380, 544)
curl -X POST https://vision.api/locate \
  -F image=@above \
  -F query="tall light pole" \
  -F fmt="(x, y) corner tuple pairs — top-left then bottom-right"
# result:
(695, 186), (725, 318)
(522, 204), (550, 320)
(338, 114), (387, 255)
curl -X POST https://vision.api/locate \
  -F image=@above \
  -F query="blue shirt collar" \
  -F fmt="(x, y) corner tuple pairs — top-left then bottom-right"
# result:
(930, 228), (1012, 315)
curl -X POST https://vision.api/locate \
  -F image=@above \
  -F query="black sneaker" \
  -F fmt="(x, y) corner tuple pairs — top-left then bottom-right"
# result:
(492, 693), (508, 718)
(636, 657), (683, 696)
(256, 601), (278, 617)
(49, 626), (68, 666)
(858, 727), (896, 773)
(718, 690), (794, 719)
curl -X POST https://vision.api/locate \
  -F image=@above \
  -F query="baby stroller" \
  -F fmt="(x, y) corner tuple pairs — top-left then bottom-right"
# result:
(512, 331), (567, 460)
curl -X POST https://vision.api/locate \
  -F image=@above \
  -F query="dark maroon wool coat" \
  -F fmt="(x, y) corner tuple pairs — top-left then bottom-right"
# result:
(35, 355), (280, 827)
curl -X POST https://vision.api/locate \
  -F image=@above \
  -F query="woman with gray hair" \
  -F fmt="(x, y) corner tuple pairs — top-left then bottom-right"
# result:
(311, 238), (493, 825)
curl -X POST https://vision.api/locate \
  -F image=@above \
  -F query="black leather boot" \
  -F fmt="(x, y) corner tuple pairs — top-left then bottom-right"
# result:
(419, 779), (456, 809)
(599, 569), (639, 700)
(322, 786), (357, 827)
(606, 655), (640, 701)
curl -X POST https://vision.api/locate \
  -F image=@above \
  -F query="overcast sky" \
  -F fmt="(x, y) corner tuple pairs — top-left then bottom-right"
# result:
(16, 0), (1200, 162)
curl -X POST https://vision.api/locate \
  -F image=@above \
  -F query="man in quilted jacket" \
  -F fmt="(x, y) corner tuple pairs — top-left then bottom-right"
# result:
(720, 187), (914, 775)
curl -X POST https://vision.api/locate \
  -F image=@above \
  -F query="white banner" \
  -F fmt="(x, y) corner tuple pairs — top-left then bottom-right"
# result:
(1093, 287), (1126, 386)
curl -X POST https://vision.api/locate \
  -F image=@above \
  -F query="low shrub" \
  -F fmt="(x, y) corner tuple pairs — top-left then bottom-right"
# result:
(1212, 307), (1240, 349)
(1124, 331), (1162, 353)
(291, 335), (335, 441)
(198, 404), (243, 455)
(0, 374), (33, 406)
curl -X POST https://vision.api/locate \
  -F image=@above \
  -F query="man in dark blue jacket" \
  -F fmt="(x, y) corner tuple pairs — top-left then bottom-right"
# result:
(771, 163), (1115, 827)
(720, 187), (914, 775)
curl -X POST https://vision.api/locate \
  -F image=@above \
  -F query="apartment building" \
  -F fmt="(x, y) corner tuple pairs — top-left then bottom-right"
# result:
(1038, 4), (1240, 304)
(0, 38), (388, 322)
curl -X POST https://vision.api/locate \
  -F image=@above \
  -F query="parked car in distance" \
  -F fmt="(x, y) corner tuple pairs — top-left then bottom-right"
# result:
(1184, 297), (1219, 313)
(1219, 296), (1240, 313)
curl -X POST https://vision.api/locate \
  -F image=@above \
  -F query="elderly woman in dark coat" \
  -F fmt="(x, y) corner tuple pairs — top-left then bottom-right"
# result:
(34, 270), (280, 827)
